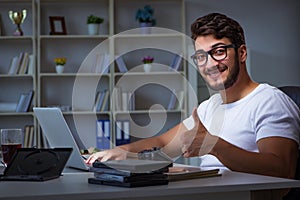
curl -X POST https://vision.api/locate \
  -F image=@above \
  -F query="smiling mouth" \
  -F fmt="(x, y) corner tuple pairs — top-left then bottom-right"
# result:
(205, 66), (227, 78)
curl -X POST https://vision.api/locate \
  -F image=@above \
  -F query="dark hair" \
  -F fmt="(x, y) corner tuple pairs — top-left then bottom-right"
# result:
(191, 13), (245, 47)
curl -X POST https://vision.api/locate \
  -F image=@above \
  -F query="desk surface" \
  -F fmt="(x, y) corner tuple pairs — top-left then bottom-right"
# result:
(0, 169), (300, 200)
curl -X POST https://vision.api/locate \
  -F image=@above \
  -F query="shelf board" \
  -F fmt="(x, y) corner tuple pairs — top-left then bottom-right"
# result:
(114, 110), (183, 115)
(0, 112), (34, 116)
(0, 74), (34, 78)
(39, 35), (109, 39)
(0, 36), (34, 40)
(61, 110), (110, 115)
(114, 71), (184, 77)
(39, 73), (110, 77)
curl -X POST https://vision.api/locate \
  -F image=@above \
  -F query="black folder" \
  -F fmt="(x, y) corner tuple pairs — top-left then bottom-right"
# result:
(0, 148), (72, 181)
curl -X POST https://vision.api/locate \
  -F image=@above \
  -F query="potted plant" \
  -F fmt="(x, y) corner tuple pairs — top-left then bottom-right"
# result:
(87, 14), (104, 35)
(141, 56), (154, 73)
(135, 5), (156, 34)
(54, 57), (66, 73)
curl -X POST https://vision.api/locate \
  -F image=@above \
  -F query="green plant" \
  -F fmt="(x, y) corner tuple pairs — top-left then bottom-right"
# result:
(87, 14), (104, 24)
(135, 5), (156, 25)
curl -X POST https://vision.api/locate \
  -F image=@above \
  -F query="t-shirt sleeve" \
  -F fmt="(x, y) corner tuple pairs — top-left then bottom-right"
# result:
(183, 101), (208, 130)
(254, 91), (300, 145)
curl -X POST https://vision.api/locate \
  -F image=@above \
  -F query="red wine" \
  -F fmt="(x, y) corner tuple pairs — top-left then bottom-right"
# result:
(1, 143), (22, 164)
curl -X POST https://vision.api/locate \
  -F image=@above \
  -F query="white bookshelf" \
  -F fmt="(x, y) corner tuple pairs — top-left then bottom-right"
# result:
(0, 0), (37, 134)
(1, 0), (194, 154)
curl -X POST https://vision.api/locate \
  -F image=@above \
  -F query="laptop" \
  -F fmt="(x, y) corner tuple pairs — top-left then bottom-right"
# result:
(0, 148), (72, 181)
(33, 107), (90, 171)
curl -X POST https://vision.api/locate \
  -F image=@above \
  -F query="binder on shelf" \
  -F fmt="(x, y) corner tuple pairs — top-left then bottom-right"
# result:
(115, 55), (128, 73)
(115, 120), (130, 146)
(96, 119), (110, 150)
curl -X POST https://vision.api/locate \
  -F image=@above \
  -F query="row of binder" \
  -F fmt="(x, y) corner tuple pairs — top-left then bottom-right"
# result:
(96, 120), (130, 150)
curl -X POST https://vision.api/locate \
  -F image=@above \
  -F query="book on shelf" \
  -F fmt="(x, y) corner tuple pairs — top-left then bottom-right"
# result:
(121, 91), (135, 111)
(15, 90), (34, 112)
(167, 89), (177, 110)
(27, 54), (34, 75)
(95, 53), (110, 74)
(0, 102), (17, 112)
(23, 125), (34, 148)
(175, 90), (184, 110)
(169, 53), (183, 71)
(18, 52), (29, 74)
(8, 52), (31, 75)
(96, 119), (110, 150)
(115, 55), (128, 73)
(115, 120), (130, 146)
(100, 91), (109, 111)
(93, 90), (109, 112)
(112, 86), (122, 111)
(8, 56), (21, 75)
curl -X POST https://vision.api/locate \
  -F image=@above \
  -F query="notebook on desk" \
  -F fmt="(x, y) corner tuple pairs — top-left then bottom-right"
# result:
(33, 107), (90, 171)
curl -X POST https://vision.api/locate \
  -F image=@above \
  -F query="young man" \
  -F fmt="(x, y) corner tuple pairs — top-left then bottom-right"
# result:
(86, 13), (300, 180)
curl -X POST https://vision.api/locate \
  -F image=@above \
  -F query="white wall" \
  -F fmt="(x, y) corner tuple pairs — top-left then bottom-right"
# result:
(185, 0), (300, 87)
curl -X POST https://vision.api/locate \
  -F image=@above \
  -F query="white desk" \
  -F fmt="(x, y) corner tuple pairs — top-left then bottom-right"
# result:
(0, 169), (299, 200)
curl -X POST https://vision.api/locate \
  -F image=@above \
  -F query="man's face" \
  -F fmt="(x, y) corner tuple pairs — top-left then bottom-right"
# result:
(194, 35), (240, 91)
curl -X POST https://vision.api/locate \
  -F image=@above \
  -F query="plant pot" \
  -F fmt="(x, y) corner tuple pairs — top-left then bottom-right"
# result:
(139, 22), (152, 34)
(143, 63), (152, 73)
(56, 65), (64, 74)
(88, 23), (99, 35)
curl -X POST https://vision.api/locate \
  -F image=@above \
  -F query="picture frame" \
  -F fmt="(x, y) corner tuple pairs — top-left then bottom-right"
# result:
(49, 16), (67, 35)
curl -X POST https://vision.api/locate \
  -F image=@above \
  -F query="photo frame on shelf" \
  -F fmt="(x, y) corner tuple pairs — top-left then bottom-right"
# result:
(49, 16), (67, 35)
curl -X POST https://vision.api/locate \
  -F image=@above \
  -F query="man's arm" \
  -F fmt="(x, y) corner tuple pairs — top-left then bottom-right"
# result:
(182, 108), (299, 178)
(211, 136), (298, 178)
(85, 122), (187, 163)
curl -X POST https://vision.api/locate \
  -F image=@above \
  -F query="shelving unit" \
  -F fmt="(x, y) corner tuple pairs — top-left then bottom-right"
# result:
(1, 0), (201, 155)
(0, 0), (36, 135)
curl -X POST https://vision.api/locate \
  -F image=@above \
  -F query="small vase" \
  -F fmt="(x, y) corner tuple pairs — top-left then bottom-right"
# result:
(139, 22), (152, 34)
(143, 63), (152, 73)
(88, 23), (99, 35)
(56, 65), (64, 74)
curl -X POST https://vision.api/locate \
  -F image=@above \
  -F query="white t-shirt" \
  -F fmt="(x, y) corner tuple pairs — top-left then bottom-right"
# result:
(183, 83), (300, 169)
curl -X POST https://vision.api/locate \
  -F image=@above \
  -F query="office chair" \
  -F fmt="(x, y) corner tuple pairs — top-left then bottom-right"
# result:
(279, 86), (300, 200)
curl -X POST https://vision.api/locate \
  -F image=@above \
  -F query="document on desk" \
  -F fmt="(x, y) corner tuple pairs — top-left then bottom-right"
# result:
(165, 166), (220, 181)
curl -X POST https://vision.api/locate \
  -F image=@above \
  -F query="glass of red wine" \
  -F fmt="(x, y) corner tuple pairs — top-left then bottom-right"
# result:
(1, 128), (22, 166)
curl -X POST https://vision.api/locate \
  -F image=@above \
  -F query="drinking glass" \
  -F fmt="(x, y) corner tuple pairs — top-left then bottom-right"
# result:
(1, 128), (22, 166)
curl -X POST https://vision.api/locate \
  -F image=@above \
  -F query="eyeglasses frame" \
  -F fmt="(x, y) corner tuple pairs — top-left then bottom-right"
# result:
(191, 44), (237, 67)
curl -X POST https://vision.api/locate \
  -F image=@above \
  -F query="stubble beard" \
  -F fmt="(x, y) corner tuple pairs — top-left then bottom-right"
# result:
(204, 55), (240, 91)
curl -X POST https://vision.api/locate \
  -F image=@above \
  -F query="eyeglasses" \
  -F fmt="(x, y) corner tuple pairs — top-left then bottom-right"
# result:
(191, 44), (236, 67)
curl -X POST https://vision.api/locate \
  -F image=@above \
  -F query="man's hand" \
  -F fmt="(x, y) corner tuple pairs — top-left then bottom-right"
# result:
(85, 147), (129, 164)
(181, 107), (218, 157)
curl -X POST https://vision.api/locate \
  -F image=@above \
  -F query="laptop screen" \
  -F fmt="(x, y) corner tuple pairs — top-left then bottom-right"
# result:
(33, 107), (90, 171)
